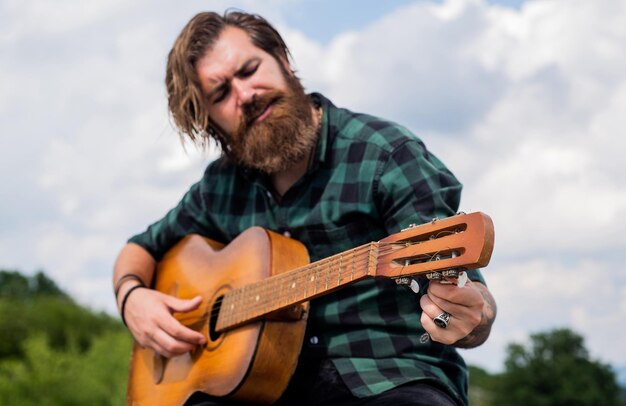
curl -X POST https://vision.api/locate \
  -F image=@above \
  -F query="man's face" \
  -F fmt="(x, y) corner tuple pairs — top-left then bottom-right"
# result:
(195, 26), (317, 173)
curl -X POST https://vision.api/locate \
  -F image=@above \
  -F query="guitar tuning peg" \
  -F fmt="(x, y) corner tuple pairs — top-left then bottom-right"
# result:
(394, 277), (411, 285)
(456, 271), (468, 288)
(394, 277), (420, 294)
(425, 269), (468, 287)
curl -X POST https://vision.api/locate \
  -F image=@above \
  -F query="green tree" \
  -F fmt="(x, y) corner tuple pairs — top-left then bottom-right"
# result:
(0, 270), (67, 299)
(468, 365), (497, 406)
(0, 332), (131, 405)
(0, 270), (121, 359)
(0, 269), (133, 405)
(494, 328), (621, 406)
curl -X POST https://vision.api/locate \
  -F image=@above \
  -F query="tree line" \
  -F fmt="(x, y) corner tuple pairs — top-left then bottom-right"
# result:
(0, 270), (623, 405)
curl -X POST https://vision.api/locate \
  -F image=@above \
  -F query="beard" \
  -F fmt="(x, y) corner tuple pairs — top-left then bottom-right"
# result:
(222, 74), (319, 174)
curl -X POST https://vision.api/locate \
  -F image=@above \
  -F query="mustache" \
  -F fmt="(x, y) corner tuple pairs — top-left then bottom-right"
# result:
(241, 91), (283, 128)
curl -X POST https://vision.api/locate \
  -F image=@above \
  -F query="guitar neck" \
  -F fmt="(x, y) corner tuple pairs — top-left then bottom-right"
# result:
(216, 242), (379, 331)
(215, 212), (495, 331)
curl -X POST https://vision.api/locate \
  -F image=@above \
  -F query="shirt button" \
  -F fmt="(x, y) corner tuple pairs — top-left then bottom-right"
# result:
(283, 231), (291, 238)
(309, 336), (319, 345)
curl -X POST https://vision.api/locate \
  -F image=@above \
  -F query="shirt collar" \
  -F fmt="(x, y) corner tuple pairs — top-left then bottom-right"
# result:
(308, 92), (332, 172)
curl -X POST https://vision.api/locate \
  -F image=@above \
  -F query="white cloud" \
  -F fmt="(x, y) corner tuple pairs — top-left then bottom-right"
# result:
(464, 256), (626, 371)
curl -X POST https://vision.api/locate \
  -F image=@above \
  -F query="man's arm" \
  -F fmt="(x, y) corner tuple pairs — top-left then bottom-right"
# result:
(113, 243), (157, 306)
(113, 243), (206, 357)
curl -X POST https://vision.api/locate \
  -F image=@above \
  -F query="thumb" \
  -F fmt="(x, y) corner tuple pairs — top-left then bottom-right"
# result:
(164, 295), (203, 313)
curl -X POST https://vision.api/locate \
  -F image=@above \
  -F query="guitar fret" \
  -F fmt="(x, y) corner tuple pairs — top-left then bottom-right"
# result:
(302, 267), (309, 299)
(337, 254), (342, 286)
(269, 276), (277, 312)
(351, 247), (355, 281)
(242, 284), (250, 323)
(220, 242), (389, 330)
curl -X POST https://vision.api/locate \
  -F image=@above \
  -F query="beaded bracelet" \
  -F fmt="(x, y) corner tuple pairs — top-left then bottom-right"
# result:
(120, 284), (146, 326)
(114, 274), (145, 298)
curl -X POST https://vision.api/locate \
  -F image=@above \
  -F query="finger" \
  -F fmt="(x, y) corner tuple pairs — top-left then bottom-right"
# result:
(162, 295), (206, 344)
(420, 311), (455, 345)
(164, 295), (203, 313)
(428, 280), (482, 307)
(148, 328), (198, 358)
(420, 292), (448, 319)
(158, 315), (206, 345)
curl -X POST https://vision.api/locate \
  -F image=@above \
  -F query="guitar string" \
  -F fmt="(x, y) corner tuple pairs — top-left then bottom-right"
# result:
(175, 240), (454, 329)
(217, 242), (452, 327)
(220, 245), (386, 326)
(176, 228), (462, 326)
(180, 241), (455, 327)
(175, 242), (394, 327)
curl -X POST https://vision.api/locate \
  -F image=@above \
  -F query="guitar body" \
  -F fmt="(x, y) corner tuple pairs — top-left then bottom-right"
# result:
(127, 227), (310, 405)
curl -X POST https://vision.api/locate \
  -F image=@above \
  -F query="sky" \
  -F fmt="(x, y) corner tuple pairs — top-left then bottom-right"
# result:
(2, 0), (625, 381)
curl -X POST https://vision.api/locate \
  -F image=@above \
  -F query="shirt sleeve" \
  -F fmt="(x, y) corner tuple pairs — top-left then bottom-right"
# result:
(127, 176), (219, 261)
(374, 137), (485, 284)
(375, 138), (461, 232)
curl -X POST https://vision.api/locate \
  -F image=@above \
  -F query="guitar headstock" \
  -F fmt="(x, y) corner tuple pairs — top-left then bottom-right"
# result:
(376, 212), (494, 279)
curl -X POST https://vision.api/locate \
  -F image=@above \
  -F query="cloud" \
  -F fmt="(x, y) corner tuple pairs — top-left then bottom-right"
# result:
(289, 0), (508, 134)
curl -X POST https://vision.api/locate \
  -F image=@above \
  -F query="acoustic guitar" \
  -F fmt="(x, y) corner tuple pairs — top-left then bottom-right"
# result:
(126, 211), (494, 405)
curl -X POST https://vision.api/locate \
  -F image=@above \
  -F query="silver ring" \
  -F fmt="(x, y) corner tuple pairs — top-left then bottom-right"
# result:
(433, 312), (450, 329)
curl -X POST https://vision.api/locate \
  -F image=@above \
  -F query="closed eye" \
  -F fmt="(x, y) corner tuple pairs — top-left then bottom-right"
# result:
(238, 61), (259, 78)
(211, 83), (229, 104)
(209, 59), (260, 104)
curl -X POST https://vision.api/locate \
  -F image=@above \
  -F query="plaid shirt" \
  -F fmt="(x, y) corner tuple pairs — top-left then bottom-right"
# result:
(129, 93), (484, 405)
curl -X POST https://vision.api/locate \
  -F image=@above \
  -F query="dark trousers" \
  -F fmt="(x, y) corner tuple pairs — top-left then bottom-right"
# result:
(185, 359), (459, 406)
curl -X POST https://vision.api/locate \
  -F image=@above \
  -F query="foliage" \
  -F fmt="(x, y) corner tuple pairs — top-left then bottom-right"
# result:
(0, 269), (132, 405)
(0, 332), (132, 405)
(493, 328), (622, 406)
(0, 269), (67, 299)
(468, 365), (496, 406)
(0, 270), (122, 360)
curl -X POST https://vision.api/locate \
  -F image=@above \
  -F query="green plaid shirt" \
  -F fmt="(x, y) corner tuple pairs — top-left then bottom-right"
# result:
(130, 93), (484, 405)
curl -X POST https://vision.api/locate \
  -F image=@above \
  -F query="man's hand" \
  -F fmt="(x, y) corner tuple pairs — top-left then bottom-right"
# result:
(122, 287), (207, 358)
(420, 279), (496, 348)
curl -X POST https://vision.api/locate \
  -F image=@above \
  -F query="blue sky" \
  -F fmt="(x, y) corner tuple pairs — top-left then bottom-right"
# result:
(1, 0), (625, 382)
(281, 0), (524, 43)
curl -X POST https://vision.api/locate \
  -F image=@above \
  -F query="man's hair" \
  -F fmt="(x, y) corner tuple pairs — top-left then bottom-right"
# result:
(165, 10), (293, 146)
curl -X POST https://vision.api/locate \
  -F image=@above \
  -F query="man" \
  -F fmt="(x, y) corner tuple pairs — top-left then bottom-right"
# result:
(113, 10), (496, 406)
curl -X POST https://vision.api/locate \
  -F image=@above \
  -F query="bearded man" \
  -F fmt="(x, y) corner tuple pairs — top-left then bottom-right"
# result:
(113, 10), (497, 406)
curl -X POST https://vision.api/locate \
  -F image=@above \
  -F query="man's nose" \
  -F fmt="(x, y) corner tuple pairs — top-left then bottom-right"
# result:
(232, 79), (254, 106)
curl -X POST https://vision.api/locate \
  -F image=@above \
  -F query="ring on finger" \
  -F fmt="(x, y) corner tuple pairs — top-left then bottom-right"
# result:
(433, 311), (451, 329)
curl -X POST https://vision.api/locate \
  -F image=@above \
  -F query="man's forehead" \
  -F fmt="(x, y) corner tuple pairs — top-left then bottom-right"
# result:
(198, 27), (261, 75)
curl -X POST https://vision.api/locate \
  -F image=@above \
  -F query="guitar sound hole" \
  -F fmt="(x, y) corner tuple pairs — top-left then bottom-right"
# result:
(208, 295), (223, 342)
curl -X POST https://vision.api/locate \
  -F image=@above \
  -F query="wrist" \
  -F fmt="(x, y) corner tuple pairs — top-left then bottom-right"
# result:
(119, 283), (146, 326)
(114, 273), (146, 299)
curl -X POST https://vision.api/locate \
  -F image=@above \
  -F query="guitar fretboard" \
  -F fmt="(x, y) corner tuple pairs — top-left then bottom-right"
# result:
(216, 242), (380, 331)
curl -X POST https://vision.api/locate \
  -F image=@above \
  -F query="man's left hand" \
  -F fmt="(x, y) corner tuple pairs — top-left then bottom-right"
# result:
(420, 279), (496, 348)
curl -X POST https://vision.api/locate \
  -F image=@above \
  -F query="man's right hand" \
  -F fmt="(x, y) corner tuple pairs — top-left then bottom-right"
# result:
(123, 287), (207, 358)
